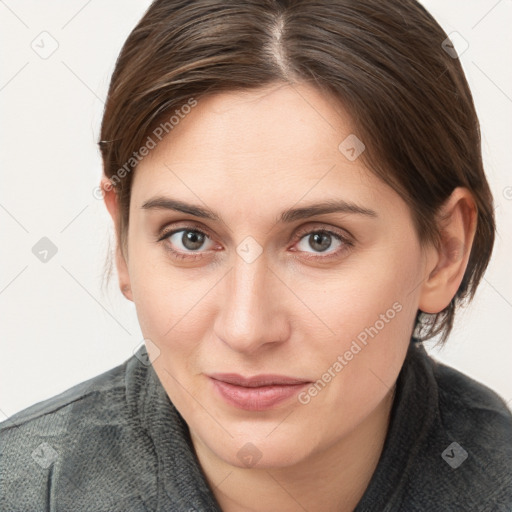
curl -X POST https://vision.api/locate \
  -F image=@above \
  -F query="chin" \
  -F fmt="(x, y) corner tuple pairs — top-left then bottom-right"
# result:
(206, 431), (315, 470)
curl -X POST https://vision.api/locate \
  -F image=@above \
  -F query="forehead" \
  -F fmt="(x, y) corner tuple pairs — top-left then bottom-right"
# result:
(131, 82), (396, 217)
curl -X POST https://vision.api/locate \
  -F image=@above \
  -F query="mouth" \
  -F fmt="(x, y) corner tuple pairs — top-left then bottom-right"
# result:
(208, 373), (311, 411)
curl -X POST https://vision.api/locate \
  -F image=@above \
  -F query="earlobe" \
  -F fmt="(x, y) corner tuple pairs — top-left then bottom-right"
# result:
(418, 187), (477, 314)
(120, 283), (133, 302)
(116, 246), (133, 302)
(100, 177), (134, 302)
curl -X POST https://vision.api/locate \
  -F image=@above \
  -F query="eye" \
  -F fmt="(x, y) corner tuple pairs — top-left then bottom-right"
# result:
(292, 228), (353, 260)
(157, 224), (353, 262)
(158, 226), (217, 260)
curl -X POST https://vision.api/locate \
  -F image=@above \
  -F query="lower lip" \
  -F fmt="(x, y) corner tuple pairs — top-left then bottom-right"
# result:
(209, 378), (309, 411)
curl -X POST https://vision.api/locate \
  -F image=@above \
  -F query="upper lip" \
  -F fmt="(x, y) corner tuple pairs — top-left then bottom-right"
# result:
(208, 373), (311, 387)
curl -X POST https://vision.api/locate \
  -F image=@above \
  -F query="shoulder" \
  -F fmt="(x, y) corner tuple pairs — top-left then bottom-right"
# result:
(0, 355), (146, 511)
(412, 347), (512, 509)
(431, 352), (512, 449)
(1, 356), (130, 437)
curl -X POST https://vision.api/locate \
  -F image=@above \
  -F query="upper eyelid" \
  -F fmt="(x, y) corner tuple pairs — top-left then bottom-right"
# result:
(294, 224), (350, 239)
(159, 224), (210, 239)
(159, 222), (347, 238)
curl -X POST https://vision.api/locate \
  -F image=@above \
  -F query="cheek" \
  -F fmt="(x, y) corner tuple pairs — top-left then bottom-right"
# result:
(317, 243), (420, 345)
(129, 261), (169, 339)
(303, 241), (421, 402)
(127, 245), (224, 382)
(127, 242), (190, 347)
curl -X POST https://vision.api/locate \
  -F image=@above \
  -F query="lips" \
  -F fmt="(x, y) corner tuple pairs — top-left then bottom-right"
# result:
(208, 373), (311, 411)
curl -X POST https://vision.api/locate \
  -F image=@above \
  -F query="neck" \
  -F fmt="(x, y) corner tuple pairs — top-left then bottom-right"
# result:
(191, 384), (396, 512)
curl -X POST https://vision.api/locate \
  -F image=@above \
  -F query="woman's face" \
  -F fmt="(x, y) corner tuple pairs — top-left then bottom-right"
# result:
(123, 82), (430, 468)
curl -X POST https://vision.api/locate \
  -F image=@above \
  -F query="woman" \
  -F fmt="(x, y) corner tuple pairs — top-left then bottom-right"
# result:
(1, 0), (511, 510)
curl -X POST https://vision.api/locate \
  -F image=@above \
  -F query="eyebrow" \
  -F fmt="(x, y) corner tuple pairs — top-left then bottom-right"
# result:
(141, 197), (378, 223)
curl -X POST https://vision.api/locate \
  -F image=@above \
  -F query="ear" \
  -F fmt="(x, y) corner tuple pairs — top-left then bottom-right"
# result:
(101, 177), (133, 302)
(418, 187), (477, 314)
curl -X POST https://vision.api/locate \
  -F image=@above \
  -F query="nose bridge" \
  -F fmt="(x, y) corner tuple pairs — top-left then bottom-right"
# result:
(214, 252), (287, 353)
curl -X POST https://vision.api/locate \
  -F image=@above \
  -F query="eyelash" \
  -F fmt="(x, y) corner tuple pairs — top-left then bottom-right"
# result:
(156, 224), (354, 262)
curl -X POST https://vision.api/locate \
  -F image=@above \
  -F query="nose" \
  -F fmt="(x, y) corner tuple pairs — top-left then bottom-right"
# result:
(213, 253), (290, 355)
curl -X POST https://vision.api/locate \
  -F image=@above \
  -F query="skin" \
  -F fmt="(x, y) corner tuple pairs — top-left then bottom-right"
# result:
(102, 82), (477, 512)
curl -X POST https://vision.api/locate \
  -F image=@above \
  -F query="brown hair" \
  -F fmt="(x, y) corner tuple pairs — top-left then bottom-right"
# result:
(99, 0), (495, 345)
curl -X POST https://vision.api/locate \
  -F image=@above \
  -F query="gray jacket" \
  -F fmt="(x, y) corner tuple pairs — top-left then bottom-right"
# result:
(1, 341), (511, 511)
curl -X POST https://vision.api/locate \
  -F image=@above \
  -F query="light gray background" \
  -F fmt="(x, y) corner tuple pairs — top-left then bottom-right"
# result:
(1, 0), (511, 419)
